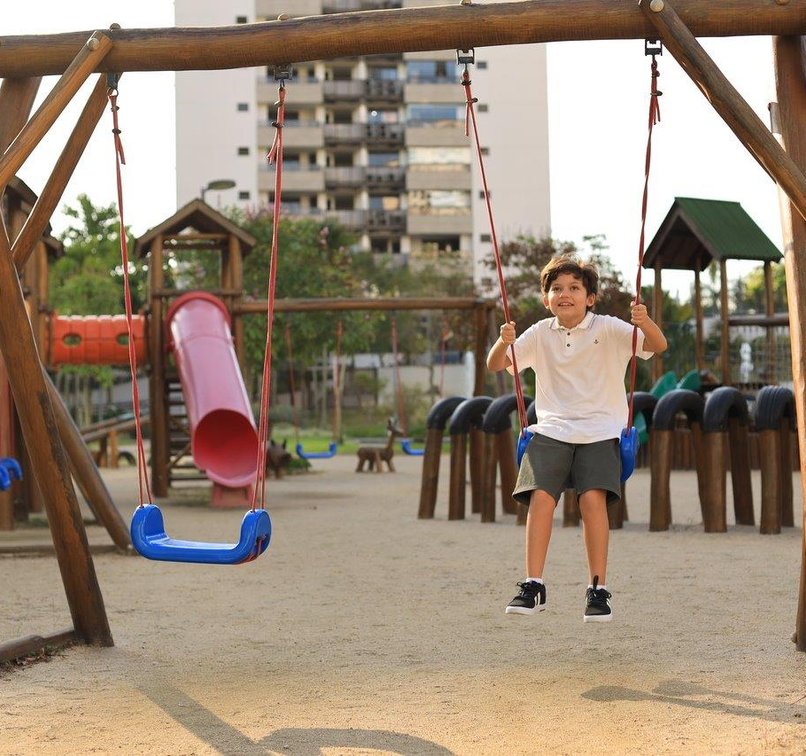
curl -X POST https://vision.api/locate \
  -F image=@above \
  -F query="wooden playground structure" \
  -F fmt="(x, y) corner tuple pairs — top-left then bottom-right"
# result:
(1, 0), (806, 660)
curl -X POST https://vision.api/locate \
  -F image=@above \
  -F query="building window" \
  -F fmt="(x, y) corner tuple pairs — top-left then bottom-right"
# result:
(477, 103), (489, 113)
(237, 102), (249, 112)
(408, 147), (470, 166)
(238, 191), (250, 200)
(480, 147), (490, 156)
(480, 233), (492, 243)
(237, 146), (250, 156)
(368, 151), (400, 167)
(409, 190), (470, 215)
(479, 190), (490, 200)
(236, 15), (248, 23)
(477, 61), (488, 70)
(406, 60), (461, 83)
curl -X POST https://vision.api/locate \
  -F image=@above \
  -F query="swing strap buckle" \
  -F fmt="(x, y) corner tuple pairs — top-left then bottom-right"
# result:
(645, 39), (662, 57)
(456, 48), (475, 66)
(273, 64), (293, 82)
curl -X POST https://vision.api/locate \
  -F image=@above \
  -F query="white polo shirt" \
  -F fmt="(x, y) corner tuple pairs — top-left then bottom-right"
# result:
(507, 311), (655, 444)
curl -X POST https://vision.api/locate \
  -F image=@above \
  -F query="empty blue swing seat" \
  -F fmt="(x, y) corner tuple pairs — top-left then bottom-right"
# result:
(619, 426), (639, 483)
(130, 503), (272, 565)
(296, 441), (337, 460)
(0, 457), (22, 491)
(400, 438), (425, 456)
(516, 430), (534, 466)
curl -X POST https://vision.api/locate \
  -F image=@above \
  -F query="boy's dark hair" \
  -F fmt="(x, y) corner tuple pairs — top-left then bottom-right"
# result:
(540, 255), (599, 299)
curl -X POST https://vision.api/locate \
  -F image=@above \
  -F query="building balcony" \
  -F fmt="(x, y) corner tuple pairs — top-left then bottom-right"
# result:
(366, 166), (405, 189)
(365, 79), (404, 102)
(323, 123), (367, 145)
(257, 0), (322, 18)
(325, 166), (367, 188)
(406, 165), (471, 191)
(405, 122), (468, 147)
(258, 166), (325, 193)
(258, 77), (322, 105)
(321, 0), (402, 11)
(259, 121), (324, 149)
(323, 80), (365, 101)
(325, 209), (367, 229)
(407, 211), (472, 235)
(367, 209), (406, 233)
(366, 122), (405, 145)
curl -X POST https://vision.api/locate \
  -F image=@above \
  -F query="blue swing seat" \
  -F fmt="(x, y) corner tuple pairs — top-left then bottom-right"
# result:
(400, 438), (425, 456)
(516, 430), (534, 466)
(0, 457), (22, 491)
(130, 503), (272, 565)
(296, 441), (337, 460)
(619, 426), (639, 483)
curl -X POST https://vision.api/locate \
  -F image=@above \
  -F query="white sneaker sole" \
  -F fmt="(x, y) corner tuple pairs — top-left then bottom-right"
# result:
(505, 604), (546, 616)
(583, 613), (612, 623)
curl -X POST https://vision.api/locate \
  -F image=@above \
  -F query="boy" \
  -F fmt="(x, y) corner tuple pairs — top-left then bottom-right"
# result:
(486, 255), (667, 622)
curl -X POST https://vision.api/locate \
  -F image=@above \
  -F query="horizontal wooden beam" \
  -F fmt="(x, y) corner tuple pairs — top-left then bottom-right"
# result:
(0, 0), (803, 77)
(236, 296), (495, 314)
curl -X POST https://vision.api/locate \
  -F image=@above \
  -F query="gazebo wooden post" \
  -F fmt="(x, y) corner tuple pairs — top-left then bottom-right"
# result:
(227, 233), (246, 370)
(772, 34), (806, 651)
(719, 259), (730, 384)
(764, 261), (777, 383)
(694, 262), (705, 372)
(652, 263), (664, 382)
(148, 235), (169, 497)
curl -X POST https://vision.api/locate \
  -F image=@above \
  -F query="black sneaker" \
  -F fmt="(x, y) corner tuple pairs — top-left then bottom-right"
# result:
(583, 576), (612, 623)
(505, 580), (546, 616)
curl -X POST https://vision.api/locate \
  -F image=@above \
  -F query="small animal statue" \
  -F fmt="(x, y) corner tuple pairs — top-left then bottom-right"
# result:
(266, 439), (293, 479)
(355, 418), (404, 473)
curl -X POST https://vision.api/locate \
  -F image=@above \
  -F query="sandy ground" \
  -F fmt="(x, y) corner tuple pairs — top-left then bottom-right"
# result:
(1, 452), (806, 755)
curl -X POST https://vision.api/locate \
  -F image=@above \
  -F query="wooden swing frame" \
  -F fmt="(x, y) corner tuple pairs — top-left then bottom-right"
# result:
(1, 0), (806, 659)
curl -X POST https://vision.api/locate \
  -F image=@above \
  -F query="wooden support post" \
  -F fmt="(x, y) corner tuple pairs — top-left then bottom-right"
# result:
(417, 428), (443, 519)
(44, 373), (131, 551)
(650, 429), (673, 531)
(694, 263), (704, 372)
(469, 426), (484, 515)
(497, 431), (518, 516)
(473, 304), (487, 397)
(759, 428), (782, 535)
(11, 75), (110, 269)
(773, 34), (806, 651)
(0, 78), (42, 153)
(642, 0), (806, 227)
(0, 33), (112, 189)
(719, 259), (730, 384)
(447, 433), (466, 521)
(764, 261), (777, 383)
(652, 263), (663, 383)
(0, 232), (111, 646)
(781, 423), (794, 527)
(148, 235), (169, 497)
(728, 417), (754, 526)
(701, 432), (728, 533)
(480, 431), (497, 523)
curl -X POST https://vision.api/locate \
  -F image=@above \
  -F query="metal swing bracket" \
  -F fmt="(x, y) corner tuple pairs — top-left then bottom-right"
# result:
(645, 39), (663, 57)
(273, 64), (293, 83)
(456, 48), (475, 67)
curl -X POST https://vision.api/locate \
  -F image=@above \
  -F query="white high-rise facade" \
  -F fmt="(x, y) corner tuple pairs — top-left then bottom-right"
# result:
(174, 0), (550, 289)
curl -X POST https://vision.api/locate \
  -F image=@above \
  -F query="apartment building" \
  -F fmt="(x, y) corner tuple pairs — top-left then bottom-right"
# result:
(174, 0), (550, 289)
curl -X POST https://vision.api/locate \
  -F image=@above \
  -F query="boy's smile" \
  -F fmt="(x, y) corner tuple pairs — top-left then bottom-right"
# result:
(543, 272), (596, 329)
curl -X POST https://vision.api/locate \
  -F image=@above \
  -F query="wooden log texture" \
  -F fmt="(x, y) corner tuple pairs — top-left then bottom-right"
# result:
(781, 424), (795, 527)
(237, 296), (491, 314)
(643, 0), (806, 227)
(728, 417), (754, 526)
(773, 34), (806, 651)
(417, 428), (443, 519)
(447, 434), (467, 521)
(759, 428), (782, 535)
(0, 2), (804, 77)
(701, 433), (728, 533)
(480, 432), (497, 523)
(0, 232), (112, 646)
(650, 429), (673, 531)
(496, 431), (518, 516)
(469, 427), (484, 516)
(0, 630), (77, 664)
(0, 33), (112, 188)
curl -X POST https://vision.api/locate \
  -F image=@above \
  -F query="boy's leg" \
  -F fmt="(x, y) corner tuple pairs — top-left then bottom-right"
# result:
(577, 488), (609, 584)
(525, 489), (556, 579)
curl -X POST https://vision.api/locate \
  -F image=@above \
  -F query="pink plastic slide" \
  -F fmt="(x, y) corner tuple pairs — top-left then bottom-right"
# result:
(165, 292), (258, 495)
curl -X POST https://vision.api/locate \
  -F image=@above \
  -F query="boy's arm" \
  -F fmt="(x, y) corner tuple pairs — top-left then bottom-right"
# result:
(486, 321), (516, 372)
(630, 304), (668, 354)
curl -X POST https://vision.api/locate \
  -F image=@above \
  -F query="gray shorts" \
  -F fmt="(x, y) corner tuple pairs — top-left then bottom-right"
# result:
(512, 433), (622, 508)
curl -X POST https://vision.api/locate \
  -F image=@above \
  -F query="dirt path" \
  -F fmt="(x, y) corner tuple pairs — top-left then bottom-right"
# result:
(1, 455), (805, 754)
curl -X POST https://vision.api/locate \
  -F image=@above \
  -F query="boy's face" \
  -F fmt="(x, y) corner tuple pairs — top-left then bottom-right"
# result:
(543, 272), (595, 327)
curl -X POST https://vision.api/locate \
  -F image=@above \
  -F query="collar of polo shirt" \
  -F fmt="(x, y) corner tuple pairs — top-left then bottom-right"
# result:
(549, 311), (595, 331)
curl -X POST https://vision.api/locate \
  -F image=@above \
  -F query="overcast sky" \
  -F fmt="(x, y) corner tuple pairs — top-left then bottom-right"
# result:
(3, 3), (783, 299)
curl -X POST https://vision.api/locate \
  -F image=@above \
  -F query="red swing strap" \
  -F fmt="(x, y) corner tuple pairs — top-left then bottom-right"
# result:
(252, 72), (289, 511)
(459, 52), (529, 434)
(627, 43), (663, 430)
(107, 78), (153, 508)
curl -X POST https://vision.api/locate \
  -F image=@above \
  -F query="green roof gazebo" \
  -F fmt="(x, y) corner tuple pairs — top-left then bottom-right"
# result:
(643, 197), (783, 384)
